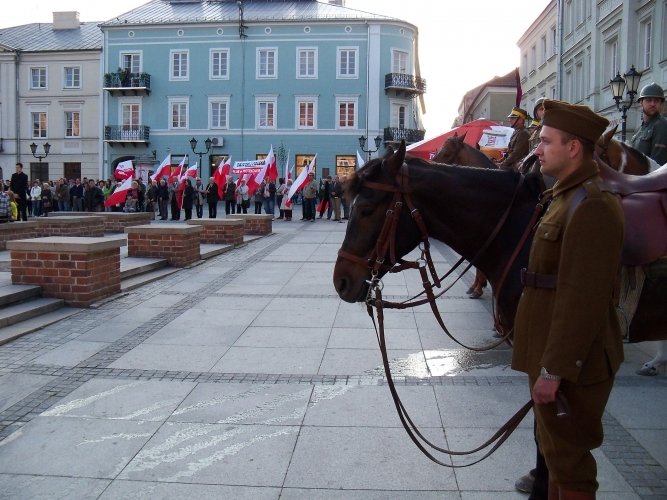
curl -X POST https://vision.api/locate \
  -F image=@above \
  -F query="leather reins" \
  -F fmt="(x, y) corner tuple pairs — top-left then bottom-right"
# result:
(336, 161), (550, 466)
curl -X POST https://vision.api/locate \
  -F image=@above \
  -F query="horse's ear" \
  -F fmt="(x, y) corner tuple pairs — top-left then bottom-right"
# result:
(600, 123), (618, 146)
(386, 140), (406, 177)
(459, 132), (467, 142)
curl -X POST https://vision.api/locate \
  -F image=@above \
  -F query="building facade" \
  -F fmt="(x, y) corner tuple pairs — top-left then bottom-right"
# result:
(0, 12), (102, 180)
(100, 0), (426, 180)
(454, 70), (520, 127)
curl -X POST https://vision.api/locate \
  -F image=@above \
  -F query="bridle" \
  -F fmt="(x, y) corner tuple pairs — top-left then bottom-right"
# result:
(336, 159), (551, 466)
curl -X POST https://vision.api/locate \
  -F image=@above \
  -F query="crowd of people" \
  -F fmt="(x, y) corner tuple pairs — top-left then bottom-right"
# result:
(1, 162), (352, 224)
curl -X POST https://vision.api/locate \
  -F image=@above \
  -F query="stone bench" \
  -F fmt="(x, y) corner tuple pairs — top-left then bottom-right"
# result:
(125, 224), (202, 267)
(7, 237), (126, 307)
(0, 221), (39, 250)
(51, 211), (152, 232)
(226, 214), (273, 235)
(36, 216), (105, 238)
(186, 218), (244, 246)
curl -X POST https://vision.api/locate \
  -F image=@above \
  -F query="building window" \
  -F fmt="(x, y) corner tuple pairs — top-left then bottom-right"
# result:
(31, 68), (47, 89)
(31, 112), (47, 138)
(605, 38), (618, 81)
(170, 50), (189, 80)
(121, 102), (140, 129)
(65, 111), (80, 137)
(336, 155), (357, 177)
(121, 52), (142, 73)
(257, 97), (277, 128)
(295, 154), (316, 177)
(336, 99), (356, 128)
(337, 48), (358, 78)
(297, 99), (317, 129)
(540, 36), (547, 66)
(641, 19), (652, 69)
(392, 50), (408, 74)
(297, 48), (317, 78)
(64, 67), (81, 89)
(551, 26), (557, 56)
(574, 60), (584, 102)
(530, 45), (536, 72)
(257, 48), (277, 78)
(210, 49), (230, 79)
(210, 99), (229, 129)
(391, 103), (407, 129)
(169, 99), (189, 129)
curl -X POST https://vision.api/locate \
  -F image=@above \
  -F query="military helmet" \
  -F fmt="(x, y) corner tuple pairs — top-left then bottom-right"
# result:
(638, 83), (665, 102)
(533, 97), (546, 118)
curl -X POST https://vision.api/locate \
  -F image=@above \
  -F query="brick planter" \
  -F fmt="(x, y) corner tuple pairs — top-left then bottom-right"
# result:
(186, 219), (244, 245)
(227, 214), (273, 235)
(103, 212), (153, 233)
(125, 224), (201, 267)
(36, 216), (105, 237)
(0, 221), (39, 250)
(7, 237), (125, 307)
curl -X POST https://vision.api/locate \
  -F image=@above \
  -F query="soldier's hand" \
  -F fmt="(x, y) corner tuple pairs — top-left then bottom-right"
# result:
(532, 377), (560, 404)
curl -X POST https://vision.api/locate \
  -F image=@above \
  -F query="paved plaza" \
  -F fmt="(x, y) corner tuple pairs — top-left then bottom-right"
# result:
(0, 218), (665, 499)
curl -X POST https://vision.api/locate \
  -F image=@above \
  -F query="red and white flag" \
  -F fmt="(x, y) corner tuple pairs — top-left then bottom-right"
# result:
(214, 156), (231, 199)
(114, 160), (134, 180)
(104, 176), (133, 207)
(181, 162), (198, 181)
(168, 156), (187, 184)
(356, 150), (366, 169)
(284, 149), (292, 181)
(150, 155), (172, 182)
(287, 154), (316, 200)
(265, 145), (278, 181)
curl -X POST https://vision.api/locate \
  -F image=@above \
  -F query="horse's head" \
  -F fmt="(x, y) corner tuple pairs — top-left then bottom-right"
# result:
(595, 123), (652, 175)
(333, 142), (424, 303)
(432, 133), (466, 164)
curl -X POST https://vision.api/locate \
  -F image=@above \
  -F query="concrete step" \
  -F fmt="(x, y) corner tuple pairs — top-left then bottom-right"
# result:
(0, 306), (82, 346)
(121, 267), (180, 293)
(120, 256), (168, 280)
(0, 297), (66, 329)
(0, 284), (42, 308)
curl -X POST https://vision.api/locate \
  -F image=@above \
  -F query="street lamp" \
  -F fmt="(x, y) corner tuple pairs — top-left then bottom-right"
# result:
(358, 135), (383, 161)
(609, 65), (642, 142)
(30, 141), (51, 167)
(189, 137), (212, 176)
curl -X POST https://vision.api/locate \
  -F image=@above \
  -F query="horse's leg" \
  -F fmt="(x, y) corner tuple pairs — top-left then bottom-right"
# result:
(469, 270), (488, 299)
(637, 340), (667, 376)
(466, 269), (480, 295)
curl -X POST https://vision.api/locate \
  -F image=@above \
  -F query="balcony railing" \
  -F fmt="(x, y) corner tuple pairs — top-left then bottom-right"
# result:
(103, 72), (151, 95)
(384, 73), (426, 96)
(104, 126), (150, 145)
(384, 127), (425, 145)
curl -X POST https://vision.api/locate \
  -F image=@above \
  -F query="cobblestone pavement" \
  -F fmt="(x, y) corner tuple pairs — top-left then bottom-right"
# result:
(0, 220), (665, 499)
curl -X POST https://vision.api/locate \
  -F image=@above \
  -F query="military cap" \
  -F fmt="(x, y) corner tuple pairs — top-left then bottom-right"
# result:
(507, 107), (528, 120)
(542, 99), (609, 144)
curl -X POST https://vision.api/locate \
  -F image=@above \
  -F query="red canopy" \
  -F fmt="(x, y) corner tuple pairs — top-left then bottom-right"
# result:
(406, 118), (499, 160)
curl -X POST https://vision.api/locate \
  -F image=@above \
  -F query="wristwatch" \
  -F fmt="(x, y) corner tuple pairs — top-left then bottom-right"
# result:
(540, 367), (561, 381)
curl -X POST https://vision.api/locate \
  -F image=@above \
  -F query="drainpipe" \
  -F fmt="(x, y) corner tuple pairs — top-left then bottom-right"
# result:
(14, 48), (21, 165)
(364, 21), (370, 140)
(556, 0), (563, 99)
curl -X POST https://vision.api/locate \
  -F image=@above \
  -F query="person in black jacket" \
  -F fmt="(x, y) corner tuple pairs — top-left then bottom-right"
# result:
(183, 178), (195, 220)
(157, 179), (169, 220)
(205, 177), (219, 218)
(84, 179), (105, 212)
(9, 163), (28, 221)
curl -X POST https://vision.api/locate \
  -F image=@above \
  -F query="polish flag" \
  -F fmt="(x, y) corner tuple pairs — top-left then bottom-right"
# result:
(114, 159), (134, 180)
(284, 150), (292, 181)
(150, 155), (172, 182)
(265, 145), (278, 181)
(104, 176), (133, 207)
(287, 154), (316, 200)
(168, 156), (187, 184)
(214, 157), (231, 199)
(181, 162), (198, 181)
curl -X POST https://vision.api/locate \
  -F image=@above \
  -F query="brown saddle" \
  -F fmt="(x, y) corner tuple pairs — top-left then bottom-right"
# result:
(597, 161), (667, 266)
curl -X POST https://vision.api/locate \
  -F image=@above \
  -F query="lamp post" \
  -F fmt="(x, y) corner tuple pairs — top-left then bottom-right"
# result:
(358, 135), (383, 161)
(189, 137), (212, 177)
(29, 141), (51, 170)
(609, 65), (642, 142)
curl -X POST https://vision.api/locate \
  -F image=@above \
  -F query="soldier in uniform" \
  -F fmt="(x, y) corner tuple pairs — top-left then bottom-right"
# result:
(629, 83), (667, 166)
(498, 106), (530, 171)
(512, 100), (625, 499)
(529, 97), (546, 151)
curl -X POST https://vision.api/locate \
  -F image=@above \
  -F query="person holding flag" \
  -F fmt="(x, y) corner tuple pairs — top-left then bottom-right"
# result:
(279, 179), (293, 221)
(205, 176), (220, 218)
(104, 176), (133, 209)
(150, 154), (172, 183)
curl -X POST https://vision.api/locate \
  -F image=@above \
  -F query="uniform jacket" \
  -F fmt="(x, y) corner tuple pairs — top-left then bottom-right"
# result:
(629, 114), (667, 166)
(499, 127), (530, 170)
(512, 160), (625, 385)
(9, 171), (28, 200)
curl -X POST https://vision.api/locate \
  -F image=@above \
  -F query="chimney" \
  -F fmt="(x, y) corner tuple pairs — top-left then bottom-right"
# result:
(53, 12), (80, 30)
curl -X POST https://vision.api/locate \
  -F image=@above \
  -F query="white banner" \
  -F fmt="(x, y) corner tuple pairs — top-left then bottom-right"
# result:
(232, 160), (265, 173)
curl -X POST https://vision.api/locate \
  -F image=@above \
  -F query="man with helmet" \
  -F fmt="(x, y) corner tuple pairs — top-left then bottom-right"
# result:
(498, 107), (531, 171)
(529, 98), (546, 150)
(629, 82), (667, 166)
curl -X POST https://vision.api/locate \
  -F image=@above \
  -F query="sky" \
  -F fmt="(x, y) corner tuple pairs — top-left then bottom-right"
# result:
(1, 0), (551, 136)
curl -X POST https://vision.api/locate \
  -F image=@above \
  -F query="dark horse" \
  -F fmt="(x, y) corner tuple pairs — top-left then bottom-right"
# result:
(334, 142), (667, 344)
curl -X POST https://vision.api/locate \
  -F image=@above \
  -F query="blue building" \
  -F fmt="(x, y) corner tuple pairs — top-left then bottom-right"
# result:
(101, 0), (426, 180)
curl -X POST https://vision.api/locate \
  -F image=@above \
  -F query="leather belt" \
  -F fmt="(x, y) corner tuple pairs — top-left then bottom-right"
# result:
(520, 268), (557, 289)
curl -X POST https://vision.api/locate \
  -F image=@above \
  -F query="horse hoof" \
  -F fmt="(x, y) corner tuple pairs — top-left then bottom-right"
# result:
(636, 364), (659, 376)
(469, 290), (483, 299)
(466, 286), (475, 294)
